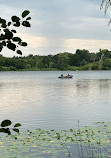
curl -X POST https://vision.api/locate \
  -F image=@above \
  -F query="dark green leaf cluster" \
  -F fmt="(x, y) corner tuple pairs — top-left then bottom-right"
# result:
(0, 10), (31, 55)
(0, 119), (21, 135)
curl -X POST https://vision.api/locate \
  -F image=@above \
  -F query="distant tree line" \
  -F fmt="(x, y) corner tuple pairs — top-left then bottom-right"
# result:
(0, 49), (111, 71)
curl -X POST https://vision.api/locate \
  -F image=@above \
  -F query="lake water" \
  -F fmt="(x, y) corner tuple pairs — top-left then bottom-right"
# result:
(0, 71), (111, 130)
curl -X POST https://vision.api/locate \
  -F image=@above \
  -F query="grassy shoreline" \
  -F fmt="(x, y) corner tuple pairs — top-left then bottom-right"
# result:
(1, 67), (111, 71)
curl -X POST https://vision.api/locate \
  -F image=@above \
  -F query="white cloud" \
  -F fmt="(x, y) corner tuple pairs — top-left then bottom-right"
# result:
(64, 38), (111, 52)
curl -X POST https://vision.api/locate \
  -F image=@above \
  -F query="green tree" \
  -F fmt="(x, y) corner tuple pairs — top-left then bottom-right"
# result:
(14, 59), (26, 70)
(43, 55), (54, 68)
(90, 53), (96, 62)
(96, 49), (111, 61)
(56, 53), (69, 70)
(0, 55), (6, 66)
(76, 49), (91, 64)
(68, 53), (80, 66)
(102, 58), (111, 69)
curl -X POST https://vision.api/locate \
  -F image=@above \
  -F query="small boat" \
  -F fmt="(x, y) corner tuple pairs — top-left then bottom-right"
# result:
(58, 74), (73, 79)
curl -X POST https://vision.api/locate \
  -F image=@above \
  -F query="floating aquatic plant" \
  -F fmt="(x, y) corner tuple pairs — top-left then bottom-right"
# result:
(1, 122), (111, 157)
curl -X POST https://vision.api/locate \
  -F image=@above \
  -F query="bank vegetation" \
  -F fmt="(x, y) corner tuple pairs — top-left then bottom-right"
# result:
(1, 49), (111, 71)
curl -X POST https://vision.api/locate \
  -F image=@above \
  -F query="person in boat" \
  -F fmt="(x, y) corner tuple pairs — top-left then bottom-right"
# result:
(61, 74), (63, 77)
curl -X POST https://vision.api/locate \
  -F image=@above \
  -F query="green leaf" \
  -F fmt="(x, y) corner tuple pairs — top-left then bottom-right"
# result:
(56, 133), (61, 139)
(7, 43), (16, 51)
(1, 120), (12, 127)
(13, 21), (20, 27)
(0, 34), (5, 40)
(13, 128), (19, 133)
(1, 41), (6, 46)
(1, 23), (7, 28)
(7, 40), (11, 44)
(14, 123), (21, 127)
(69, 129), (73, 132)
(5, 31), (13, 40)
(0, 128), (5, 133)
(0, 128), (11, 135)
(19, 42), (27, 46)
(11, 30), (17, 33)
(8, 22), (11, 26)
(22, 21), (31, 27)
(22, 10), (30, 18)
(4, 128), (11, 135)
(4, 29), (9, 33)
(0, 43), (4, 47)
(11, 16), (20, 22)
(26, 17), (31, 20)
(12, 37), (21, 42)
(0, 19), (7, 28)
(0, 46), (3, 52)
(16, 50), (22, 55)
(0, 18), (6, 24)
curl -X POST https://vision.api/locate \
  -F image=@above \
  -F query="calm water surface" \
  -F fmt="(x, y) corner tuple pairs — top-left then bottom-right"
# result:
(0, 71), (111, 130)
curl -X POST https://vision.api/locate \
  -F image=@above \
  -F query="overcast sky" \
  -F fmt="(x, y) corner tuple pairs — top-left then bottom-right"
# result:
(1, 0), (111, 57)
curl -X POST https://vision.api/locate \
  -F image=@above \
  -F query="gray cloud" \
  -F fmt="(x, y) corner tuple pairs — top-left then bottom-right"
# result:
(30, 0), (110, 40)
(0, 0), (111, 56)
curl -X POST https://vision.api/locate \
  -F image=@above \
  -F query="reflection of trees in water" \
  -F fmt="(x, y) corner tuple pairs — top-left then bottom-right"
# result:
(75, 79), (111, 97)
(56, 81), (76, 96)
(76, 80), (90, 89)
(75, 80), (91, 97)
(76, 79), (111, 95)
(97, 79), (111, 89)
(0, 83), (3, 87)
(76, 79), (111, 88)
(96, 79), (111, 95)
(49, 79), (111, 98)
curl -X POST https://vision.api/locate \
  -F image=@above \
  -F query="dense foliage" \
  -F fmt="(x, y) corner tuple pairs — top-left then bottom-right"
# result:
(1, 49), (111, 71)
